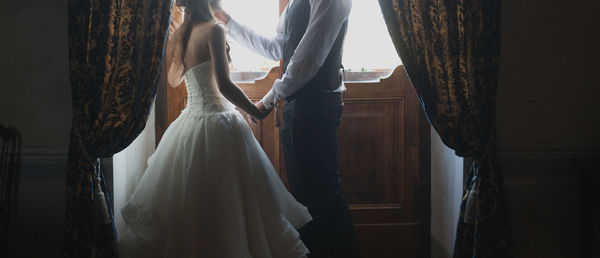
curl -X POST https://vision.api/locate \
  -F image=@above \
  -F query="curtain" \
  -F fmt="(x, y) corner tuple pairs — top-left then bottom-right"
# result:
(377, 0), (511, 257)
(66, 0), (172, 256)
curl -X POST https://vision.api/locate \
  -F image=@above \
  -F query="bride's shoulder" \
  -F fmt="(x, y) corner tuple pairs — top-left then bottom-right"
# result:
(202, 22), (227, 44)
(207, 22), (226, 36)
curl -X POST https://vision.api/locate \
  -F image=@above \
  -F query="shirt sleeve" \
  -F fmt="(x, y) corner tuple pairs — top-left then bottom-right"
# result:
(226, 10), (286, 61)
(260, 0), (352, 109)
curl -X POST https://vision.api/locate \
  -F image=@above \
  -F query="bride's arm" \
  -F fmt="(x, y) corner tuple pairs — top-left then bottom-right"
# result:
(209, 24), (265, 119)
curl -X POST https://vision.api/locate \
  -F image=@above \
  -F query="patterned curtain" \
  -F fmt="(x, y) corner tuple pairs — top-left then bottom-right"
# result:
(66, 0), (172, 256)
(377, 0), (511, 257)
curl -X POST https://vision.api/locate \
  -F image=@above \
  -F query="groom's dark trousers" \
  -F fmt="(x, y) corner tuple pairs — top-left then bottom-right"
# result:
(281, 93), (360, 258)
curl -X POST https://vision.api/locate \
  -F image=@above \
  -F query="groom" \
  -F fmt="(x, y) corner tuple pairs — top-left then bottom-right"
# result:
(216, 0), (359, 257)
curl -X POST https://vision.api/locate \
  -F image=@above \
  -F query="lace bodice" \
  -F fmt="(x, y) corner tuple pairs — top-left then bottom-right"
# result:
(182, 61), (235, 114)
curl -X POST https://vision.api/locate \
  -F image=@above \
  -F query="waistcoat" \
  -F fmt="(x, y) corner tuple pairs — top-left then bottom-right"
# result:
(282, 0), (348, 100)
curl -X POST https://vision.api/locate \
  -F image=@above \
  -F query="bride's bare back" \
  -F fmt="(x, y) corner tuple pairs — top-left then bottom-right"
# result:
(181, 22), (213, 69)
(167, 21), (222, 86)
(166, 21), (265, 119)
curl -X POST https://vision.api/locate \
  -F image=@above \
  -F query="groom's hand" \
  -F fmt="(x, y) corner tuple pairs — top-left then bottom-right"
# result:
(214, 11), (231, 25)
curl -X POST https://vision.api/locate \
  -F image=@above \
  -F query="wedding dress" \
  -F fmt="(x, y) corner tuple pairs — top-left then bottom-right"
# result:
(120, 61), (312, 258)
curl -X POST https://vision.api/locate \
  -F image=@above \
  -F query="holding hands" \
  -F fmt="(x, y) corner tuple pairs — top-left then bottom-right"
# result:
(248, 101), (273, 124)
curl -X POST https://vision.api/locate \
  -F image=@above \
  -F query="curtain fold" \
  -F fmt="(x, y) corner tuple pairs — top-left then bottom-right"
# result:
(66, 0), (172, 256)
(377, 0), (511, 257)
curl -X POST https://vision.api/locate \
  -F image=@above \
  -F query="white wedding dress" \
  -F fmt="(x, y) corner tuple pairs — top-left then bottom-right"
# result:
(119, 61), (312, 258)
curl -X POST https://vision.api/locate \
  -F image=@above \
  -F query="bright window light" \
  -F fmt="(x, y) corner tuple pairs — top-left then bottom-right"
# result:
(222, 0), (280, 73)
(221, 0), (401, 81)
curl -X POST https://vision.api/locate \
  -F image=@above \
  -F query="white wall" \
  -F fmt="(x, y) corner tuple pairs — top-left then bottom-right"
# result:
(430, 128), (463, 258)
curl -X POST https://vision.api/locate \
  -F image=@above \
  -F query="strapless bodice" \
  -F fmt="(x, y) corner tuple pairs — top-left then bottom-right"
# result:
(182, 61), (235, 114)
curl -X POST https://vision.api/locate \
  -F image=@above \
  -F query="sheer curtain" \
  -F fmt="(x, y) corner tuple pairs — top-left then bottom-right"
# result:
(113, 104), (156, 240)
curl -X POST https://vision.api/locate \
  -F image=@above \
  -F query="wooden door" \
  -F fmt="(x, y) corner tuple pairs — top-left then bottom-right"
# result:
(155, 66), (431, 257)
(339, 67), (430, 257)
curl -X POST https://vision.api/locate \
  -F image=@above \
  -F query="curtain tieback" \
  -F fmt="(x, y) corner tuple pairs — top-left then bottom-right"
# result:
(93, 158), (111, 225)
(462, 142), (495, 224)
(463, 175), (480, 224)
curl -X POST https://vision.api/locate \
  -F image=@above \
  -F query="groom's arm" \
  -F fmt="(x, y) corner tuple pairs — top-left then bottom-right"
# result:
(225, 11), (286, 61)
(260, 0), (352, 110)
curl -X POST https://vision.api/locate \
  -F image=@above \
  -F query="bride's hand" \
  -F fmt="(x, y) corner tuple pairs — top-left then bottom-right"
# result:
(248, 102), (270, 123)
(247, 111), (263, 124)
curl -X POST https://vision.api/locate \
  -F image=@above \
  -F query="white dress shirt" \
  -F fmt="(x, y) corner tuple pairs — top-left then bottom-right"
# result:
(226, 0), (352, 109)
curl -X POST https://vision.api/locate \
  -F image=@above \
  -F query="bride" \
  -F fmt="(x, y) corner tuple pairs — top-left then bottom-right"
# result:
(118, 0), (312, 257)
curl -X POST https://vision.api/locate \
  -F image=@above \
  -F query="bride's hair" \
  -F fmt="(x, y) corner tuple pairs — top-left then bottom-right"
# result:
(175, 0), (231, 73)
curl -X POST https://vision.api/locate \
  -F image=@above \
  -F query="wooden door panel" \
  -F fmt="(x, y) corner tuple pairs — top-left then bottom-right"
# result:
(338, 100), (404, 206)
(341, 66), (427, 257)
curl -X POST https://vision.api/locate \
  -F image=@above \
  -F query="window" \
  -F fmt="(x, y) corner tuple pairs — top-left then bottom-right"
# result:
(222, 0), (280, 82)
(343, 0), (402, 81)
(223, 0), (401, 82)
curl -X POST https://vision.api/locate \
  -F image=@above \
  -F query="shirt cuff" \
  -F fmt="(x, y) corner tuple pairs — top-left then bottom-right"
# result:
(260, 89), (277, 110)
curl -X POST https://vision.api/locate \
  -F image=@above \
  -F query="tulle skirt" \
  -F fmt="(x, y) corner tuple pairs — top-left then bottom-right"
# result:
(119, 109), (312, 258)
